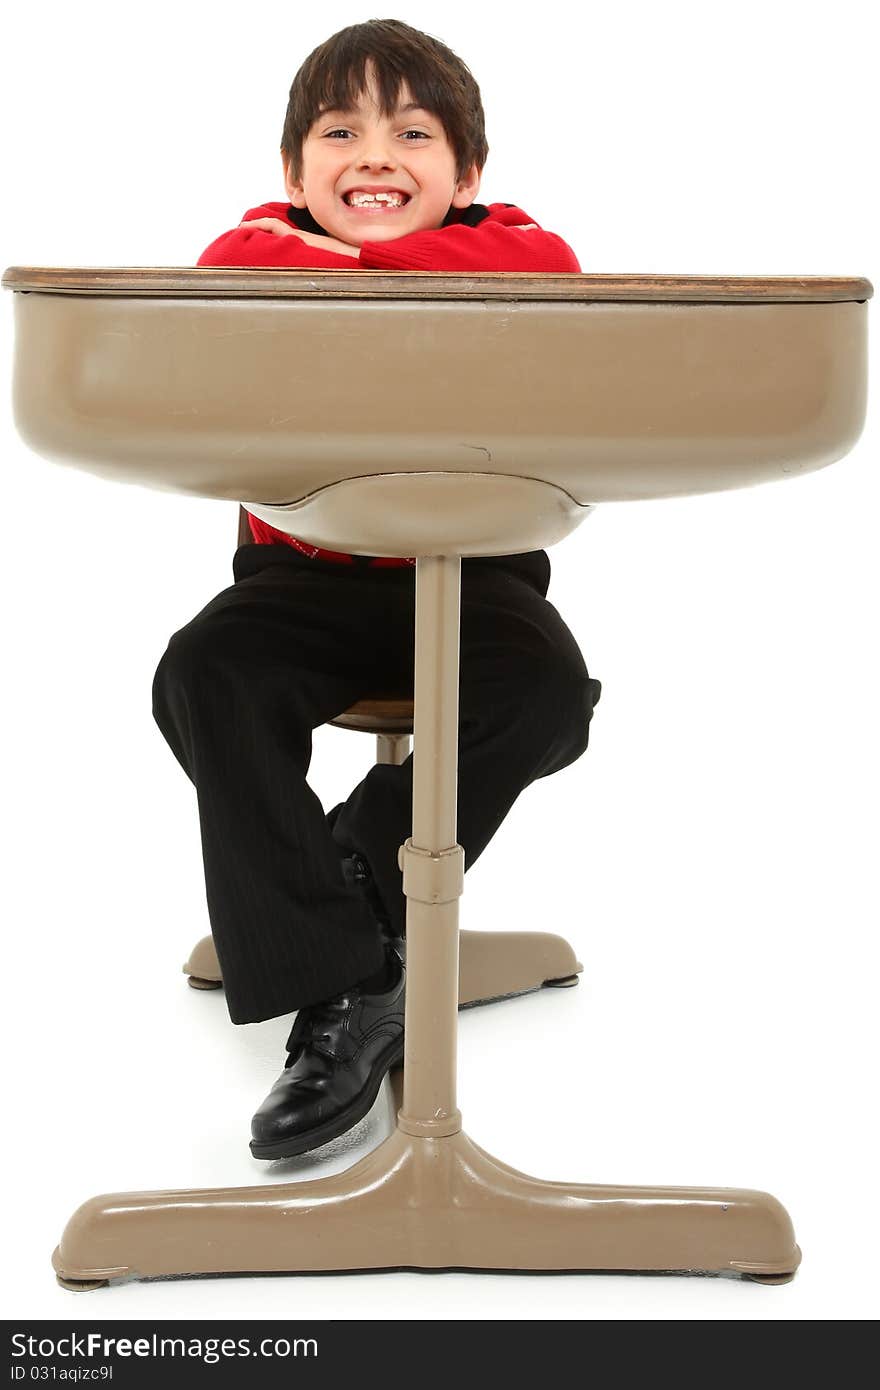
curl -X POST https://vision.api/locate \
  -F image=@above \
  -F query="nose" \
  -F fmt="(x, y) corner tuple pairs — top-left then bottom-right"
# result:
(356, 139), (398, 172)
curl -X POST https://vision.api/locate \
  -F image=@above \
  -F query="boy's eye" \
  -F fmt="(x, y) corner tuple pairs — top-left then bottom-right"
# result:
(324, 129), (429, 141)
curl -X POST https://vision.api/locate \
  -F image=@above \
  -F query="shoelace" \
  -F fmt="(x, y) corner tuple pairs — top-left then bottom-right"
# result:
(283, 949), (403, 1064)
(285, 993), (351, 1063)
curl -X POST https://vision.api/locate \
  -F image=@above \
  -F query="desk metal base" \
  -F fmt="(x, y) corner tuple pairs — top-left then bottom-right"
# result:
(52, 1115), (800, 1288)
(184, 929), (582, 1004)
(53, 556), (800, 1289)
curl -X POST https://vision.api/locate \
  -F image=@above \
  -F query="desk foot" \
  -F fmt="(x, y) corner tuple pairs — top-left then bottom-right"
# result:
(742, 1270), (797, 1285)
(183, 930), (582, 1007)
(51, 1125), (800, 1288)
(55, 1273), (111, 1292)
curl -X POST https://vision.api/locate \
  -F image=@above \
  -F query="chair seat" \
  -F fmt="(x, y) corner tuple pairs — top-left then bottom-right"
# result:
(329, 697), (414, 734)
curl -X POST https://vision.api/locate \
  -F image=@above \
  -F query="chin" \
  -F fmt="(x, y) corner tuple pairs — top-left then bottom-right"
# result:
(354, 225), (404, 240)
(344, 227), (406, 246)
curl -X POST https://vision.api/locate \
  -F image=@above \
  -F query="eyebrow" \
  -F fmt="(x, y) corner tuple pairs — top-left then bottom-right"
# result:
(317, 102), (431, 118)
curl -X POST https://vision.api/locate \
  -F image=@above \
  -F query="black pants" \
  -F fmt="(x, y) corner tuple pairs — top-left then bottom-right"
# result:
(151, 544), (601, 1024)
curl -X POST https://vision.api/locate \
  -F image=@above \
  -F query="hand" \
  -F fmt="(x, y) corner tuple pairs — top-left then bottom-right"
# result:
(238, 218), (360, 259)
(237, 217), (298, 237)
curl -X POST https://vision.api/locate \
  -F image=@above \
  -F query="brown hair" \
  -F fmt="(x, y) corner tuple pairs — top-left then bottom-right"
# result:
(281, 19), (489, 184)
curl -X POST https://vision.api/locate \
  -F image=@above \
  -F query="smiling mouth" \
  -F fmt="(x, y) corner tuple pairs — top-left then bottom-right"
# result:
(342, 193), (412, 211)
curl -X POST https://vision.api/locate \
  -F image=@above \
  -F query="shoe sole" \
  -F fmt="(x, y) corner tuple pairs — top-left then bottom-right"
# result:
(249, 1036), (404, 1161)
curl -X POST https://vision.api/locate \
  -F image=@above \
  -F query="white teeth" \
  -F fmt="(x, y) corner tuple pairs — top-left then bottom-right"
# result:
(345, 191), (407, 207)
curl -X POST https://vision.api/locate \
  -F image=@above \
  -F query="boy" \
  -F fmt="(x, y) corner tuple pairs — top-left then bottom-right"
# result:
(152, 19), (602, 1161)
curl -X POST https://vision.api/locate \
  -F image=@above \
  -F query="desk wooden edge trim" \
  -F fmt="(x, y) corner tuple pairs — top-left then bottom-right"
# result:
(1, 267), (873, 303)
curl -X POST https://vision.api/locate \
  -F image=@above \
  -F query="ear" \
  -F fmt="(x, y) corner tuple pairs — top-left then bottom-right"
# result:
(451, 162), (482, 210)
(281, 151), (306, 209)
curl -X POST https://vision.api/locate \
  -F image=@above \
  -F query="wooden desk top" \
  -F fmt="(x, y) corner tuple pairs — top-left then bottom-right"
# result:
(2, 267), (873, 303)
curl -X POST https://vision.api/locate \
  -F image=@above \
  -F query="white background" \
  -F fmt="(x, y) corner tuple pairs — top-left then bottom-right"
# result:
(1, 0), (877, 1324)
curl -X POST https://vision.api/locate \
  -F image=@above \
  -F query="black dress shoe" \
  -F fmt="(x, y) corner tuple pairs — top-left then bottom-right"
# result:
(250, 947), (405, 1160)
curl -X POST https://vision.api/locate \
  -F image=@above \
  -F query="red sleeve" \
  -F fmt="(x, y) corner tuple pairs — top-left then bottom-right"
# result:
(358, 204), (581, 274)
(196, 201), (360, 269)
(197, 226), (359, 269)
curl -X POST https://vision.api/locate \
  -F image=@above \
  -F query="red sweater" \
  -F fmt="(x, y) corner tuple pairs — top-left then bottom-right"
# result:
(197, 200), (581, 566)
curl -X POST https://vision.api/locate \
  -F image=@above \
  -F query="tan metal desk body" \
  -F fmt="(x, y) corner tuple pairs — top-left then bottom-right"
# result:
(4, 267), (871, 1287)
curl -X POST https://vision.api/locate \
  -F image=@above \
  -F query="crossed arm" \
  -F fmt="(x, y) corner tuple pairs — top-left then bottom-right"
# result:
(238, 216), (539, 259)
(197, 213), (574, 272)
(237, 218), (361, 258)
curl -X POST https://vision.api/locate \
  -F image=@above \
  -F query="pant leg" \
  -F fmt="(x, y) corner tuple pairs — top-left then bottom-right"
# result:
(331, 551), (602, 936)
(151, 546), (404, 1023)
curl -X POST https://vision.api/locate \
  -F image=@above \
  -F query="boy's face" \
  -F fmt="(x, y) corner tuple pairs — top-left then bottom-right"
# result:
(283, 65), (481, 246)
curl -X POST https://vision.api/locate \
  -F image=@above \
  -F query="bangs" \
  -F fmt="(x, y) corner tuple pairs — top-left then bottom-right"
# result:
(305, 47), (455, 131)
